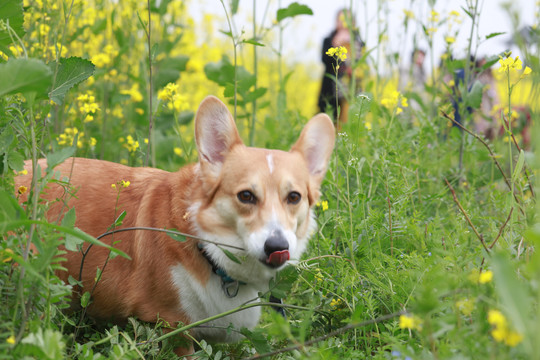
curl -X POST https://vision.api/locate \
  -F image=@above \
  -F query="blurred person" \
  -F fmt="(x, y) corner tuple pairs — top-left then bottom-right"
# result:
(317, 9), (363, 127)
(400, 48), (426, 93)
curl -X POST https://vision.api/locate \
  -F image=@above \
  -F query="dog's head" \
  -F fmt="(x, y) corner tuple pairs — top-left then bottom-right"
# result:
(191, 96), (335, 285)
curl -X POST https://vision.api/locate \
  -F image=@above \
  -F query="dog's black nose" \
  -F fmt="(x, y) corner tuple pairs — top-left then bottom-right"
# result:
(264, 230), (289, 256)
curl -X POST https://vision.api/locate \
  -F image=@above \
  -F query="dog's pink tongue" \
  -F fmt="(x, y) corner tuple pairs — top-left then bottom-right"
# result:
(267, 250), (290, 266)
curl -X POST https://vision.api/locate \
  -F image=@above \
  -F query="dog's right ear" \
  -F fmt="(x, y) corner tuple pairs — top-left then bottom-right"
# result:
(195, 96), (243, 182)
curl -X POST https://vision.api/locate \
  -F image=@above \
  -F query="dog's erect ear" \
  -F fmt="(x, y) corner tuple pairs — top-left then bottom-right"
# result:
(195, 96), (243, 166)
(291, 114), (335, 202)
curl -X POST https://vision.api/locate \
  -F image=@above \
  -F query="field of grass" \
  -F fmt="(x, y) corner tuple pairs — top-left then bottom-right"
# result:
(1, 0), (539, 359)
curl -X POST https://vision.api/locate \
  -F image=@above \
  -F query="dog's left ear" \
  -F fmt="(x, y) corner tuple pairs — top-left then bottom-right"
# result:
(195, 96), (243, 186)
(290, 114), (335, 203)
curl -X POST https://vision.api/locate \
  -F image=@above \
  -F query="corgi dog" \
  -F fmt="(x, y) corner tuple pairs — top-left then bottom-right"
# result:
(16, 96), (335, 355)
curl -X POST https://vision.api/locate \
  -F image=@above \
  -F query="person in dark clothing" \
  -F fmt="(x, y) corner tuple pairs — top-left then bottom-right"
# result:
(318, 9), (363, 125)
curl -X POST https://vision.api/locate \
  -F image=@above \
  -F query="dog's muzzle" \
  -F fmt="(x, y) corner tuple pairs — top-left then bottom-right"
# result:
(263, 229), (290, 268)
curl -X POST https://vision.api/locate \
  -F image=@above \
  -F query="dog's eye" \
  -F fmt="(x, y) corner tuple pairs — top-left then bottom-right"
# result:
(287, 191), (301, 205)
(237, 190), (257, 204)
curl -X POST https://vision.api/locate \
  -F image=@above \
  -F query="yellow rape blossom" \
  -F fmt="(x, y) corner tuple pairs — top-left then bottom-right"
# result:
(445, 36), (456, 44)
(326, 46), (348, 62)
(520, 66), (532, 79)
(456, 298), (475, 316)
(123, 135), (139, 153)
(399, 314), (422, 330)
(429, 10), (440, 23)
(330, 298), (343, 308)
(403, 9), (415, 19)
(498, 56), (522, 73)
(57, 127), (84, 148)
(381, 91), (407, 115)
(6, 335), (15, 345)
(121, 84), (144, 103)
(478, 270), (493, 284)
(316, 200), (329, 211)
(487, 309), (523, 347)
(158, 82), (189, 113)
(17, 185), (28, 195)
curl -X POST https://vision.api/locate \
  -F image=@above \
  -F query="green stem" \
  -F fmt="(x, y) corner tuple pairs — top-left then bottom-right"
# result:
(220, 0), (237, 121)
(249, 0), (257, 146)
(145, 0), (154, 168)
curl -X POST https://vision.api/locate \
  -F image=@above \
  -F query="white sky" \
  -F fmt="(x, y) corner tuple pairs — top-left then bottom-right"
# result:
(190, 0), (537, 75)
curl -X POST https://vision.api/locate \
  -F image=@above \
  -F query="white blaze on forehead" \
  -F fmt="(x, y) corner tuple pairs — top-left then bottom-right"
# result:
(266, 153), (274, 174)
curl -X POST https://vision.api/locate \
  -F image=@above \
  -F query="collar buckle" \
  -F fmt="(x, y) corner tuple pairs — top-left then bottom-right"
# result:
(222, 280), (240, 298)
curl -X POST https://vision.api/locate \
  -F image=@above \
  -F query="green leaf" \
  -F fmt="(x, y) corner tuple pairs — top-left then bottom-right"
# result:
(269, 266), (296, 299)
(512, 149), (525, 183)
(230, 0), (239, 15)
(49, 57), (95, 105)
(491, 251), (531, 336)
(0, 189), (27, 225)
(7, 150), (24, 171)
(81, 291), (91, 308)
(240, 328), (271, 354)
(465, 80), (483, 109)
(276, 2), (313, 22)
(46, 140), (77, 171)
(486, 32), (506, 40)
(242, 38), (265, 47)
(61, 208), (76, 228)
(154, 55), (189, 89)
(62, 208), (84, 251)
(219, 246), (241, 264)
(0, 0), (26, 52)
(108, 210), (126, 230)
(244, 87), (267, 103)
(0, 58), (52, 98)
(167, 229), (186, 242)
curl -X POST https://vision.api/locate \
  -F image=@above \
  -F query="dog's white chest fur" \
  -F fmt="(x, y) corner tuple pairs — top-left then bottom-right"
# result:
(170, 263), (261, 342)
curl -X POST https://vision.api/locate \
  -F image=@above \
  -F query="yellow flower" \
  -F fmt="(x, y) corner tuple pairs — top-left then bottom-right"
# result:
(403, 9), (415, 19)
(17, 169), (28, 175)
(365, 120), (372, 131)
(456, 298), (475, 316)
(381, 90), (406, 114)
(316, 200), (329, 211)
(120, 84), (144, 103)
(174, 147), (183, 156)
(488, 309), (507, 327)
(6, 335), (15, 345)
(478, 270), (493, 284)
(111, 183), (116, 189)
(17, 185), (27, 195)
(322, 200), (329, 211)
(520, 66), (532, 79)
(123, 135), (140, 153)
(401, 96), (408, 108)
(445, 36), (456, 44)
(430, 10), (440, 23)
(330, 298), (343, 308)
(2, 249), (14, 263)
(505, 330), (524, 347)
(399, 314), (422, 330)
(326, 46), (347, 62)
(121, 180), (130, 188)
(487, 309), (523, 347)
(498, 56), (523, 73)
